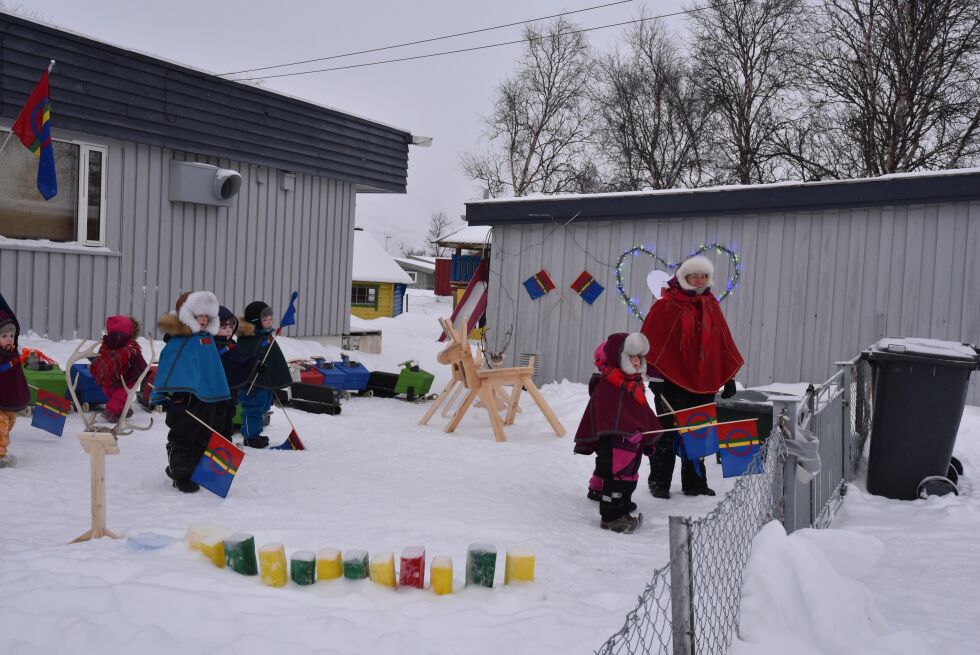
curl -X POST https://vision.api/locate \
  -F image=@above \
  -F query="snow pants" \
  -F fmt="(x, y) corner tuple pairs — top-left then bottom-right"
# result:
(0, 410), (15, 457)
(595, 432), (650, 523)
(102, 386), (129, 418)
(647, 381), (714, 493)
(165, 394), (225, 482)
(238, 388), (272, 438)
(219, 397), (239, 440)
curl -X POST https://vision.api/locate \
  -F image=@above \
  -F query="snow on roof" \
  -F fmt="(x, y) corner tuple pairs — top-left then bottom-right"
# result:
(466, 166), (980, 206)
(436, 225), (492, 248)
(352, 230), (413, 284)
(408, 255), (437, 265)
(393, 257), (436, 272)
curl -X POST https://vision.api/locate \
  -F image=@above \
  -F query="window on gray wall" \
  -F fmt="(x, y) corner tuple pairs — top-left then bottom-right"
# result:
(0, 132), (107, 245)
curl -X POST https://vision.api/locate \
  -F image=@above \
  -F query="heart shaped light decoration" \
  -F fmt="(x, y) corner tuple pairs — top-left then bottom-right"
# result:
(615, 243), (742, 321)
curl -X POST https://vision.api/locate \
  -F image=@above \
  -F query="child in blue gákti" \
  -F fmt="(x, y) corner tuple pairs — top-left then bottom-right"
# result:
(235, 301), (291, 449)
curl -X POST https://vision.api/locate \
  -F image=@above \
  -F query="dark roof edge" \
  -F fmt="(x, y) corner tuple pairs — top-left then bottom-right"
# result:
(465, 170), (980, 226)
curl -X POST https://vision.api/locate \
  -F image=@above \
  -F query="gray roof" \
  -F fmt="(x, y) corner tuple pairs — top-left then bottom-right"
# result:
(0, 11), (411, 192)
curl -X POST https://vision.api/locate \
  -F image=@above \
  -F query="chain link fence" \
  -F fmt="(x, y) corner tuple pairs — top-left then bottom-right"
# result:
(596, 358), (874, 655)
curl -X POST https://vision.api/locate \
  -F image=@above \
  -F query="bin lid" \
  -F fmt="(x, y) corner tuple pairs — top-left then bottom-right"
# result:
(867, 337), (979, 367)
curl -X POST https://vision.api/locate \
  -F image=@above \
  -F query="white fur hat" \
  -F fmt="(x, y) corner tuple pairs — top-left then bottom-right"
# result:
(620, 332), (649, 374)
(676, 255), (714, 292)
(175, 290), (221, 335)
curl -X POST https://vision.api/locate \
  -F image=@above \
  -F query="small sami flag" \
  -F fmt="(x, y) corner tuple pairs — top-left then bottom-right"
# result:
(674, 402), (720, 460)
(11, 70), (57, 200)
(272, 428), (305, 451)
(190, 432), (245, 498)
(717, 419), (761, 478)
(31, 388), (70, 437)
(570, 270), (605, 305)
(277, 291), (299, 334)
(522, 270), (555, 300)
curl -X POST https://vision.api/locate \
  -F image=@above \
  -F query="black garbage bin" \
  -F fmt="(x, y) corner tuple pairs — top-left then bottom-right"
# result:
(716, 389), (776, 442)
(865, 338), (979, 500)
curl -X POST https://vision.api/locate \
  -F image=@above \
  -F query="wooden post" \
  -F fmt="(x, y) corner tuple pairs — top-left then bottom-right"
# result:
(70, 431), (121, 544)
(668, 516), (695, 655)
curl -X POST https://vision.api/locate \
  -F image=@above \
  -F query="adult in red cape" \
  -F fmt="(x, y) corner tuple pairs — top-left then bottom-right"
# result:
(575, 332), (661, 534)
(640, 255), (743, 498)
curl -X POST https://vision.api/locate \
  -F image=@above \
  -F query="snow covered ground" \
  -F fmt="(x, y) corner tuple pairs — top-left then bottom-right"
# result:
(2, 290), (976, 654)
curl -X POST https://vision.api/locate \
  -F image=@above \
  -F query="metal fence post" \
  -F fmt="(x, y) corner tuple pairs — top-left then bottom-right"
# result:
(839, 363), (852, 486)
(772, 398), (800, 534)
(669, 516), (695, 655)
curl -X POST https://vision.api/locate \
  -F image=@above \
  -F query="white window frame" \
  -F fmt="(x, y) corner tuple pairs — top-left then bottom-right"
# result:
(406, 271), (418, 283)
(76, 142), (108, 246)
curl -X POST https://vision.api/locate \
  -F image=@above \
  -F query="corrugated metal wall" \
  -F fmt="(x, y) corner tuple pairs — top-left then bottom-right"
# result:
(483, 200), (980, 404)
(0, 138), (355, 340)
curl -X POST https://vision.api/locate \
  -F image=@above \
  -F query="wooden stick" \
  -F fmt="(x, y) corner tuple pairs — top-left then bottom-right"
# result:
(245, 332), (279, 395)
(184, 409), (226, 440)
(271, 392), (298, 433)
(641, 417), (757, 436)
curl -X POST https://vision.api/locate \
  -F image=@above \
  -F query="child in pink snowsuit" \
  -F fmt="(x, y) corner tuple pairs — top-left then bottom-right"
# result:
(90, 315), (147, 421)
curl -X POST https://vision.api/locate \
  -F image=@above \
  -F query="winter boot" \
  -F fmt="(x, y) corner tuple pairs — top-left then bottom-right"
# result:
(174, 478), (200, 493)
(601, 512), (643, 534)
(0, 454), (17, 468)
(683, 486), (716, 497)
(243, 435), (269, 449)
(649, 483), (671, 499)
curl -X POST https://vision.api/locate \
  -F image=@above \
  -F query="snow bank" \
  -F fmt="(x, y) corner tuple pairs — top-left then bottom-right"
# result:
(731, 522), (934, 655)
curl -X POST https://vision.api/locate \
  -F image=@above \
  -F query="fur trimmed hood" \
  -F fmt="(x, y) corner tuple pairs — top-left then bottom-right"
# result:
(602, 332), (650, 376)
(159, 291), (220, 336)
(675, 255), (714, 294)
(235, 319), (255, 338)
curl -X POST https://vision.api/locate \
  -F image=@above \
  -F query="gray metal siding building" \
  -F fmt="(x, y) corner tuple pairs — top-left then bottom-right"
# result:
(0, 11), (412, 340)
(466, 170), (980, 404)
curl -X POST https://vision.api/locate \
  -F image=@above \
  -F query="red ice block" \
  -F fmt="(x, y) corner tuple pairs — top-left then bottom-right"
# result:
(399, 546), (425, 589)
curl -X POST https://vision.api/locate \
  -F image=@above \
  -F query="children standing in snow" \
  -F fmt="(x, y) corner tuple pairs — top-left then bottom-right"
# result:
(154, 291), (231, 493)
(0, 297), (29, 468)
(235, 300), (291, 449)
(574, 332), (660, 533)
(90, 315), (148, 422)
(215, 306), (256, 440)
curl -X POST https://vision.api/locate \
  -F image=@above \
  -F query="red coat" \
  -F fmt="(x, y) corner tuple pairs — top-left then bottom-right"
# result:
(641, 278), (743, 394)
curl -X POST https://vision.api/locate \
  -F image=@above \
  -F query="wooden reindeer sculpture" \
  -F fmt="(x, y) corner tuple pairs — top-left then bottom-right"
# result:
(65, 338), (155, 543)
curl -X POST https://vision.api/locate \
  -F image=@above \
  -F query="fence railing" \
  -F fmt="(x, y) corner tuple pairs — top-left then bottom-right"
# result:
(596, 357), (873, 655)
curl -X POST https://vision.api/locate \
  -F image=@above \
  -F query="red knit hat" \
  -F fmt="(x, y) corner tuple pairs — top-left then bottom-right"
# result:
(105, 315), (134, 337)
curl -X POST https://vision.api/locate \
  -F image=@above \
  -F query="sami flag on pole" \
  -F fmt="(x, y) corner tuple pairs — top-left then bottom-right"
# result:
(277, 291), (299, 334)
(190, 432), (245, 498)
(674, 402), (720, 460)
(31, 388), (70, 437)
(11, 70), (57, 200)
(272, 428), (305, 451)
(717, 419), (761, 478)
(522, 270), (555, 300)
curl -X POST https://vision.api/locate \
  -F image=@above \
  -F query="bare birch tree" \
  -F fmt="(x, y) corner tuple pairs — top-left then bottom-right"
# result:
(801, 0), (980, 176)
(460, 17), (595, 197)
(688, 0), (806, 184)
(593, 17), (710, 190)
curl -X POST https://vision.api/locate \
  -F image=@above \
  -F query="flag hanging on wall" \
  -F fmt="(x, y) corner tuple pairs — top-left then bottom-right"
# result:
(190, 432), (245, 498)
(570, 271), (605, 305)
(717, 419), (761, 478)
(11, 70), (57, 200)
(522, 270), (555, 300)
(30, 389), (70, 437)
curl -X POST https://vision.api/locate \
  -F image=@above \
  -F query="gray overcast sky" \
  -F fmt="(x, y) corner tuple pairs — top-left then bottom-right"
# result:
(17, 0), (687, 252)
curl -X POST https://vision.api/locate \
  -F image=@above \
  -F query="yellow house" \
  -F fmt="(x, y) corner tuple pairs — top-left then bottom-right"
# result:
(350, 228), (414, 319)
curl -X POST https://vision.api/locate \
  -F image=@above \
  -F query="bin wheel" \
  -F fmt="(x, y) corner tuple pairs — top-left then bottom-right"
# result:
(917, 475), (958, 499)
(946, 465), (959, 485)
(950, 456), (964, 477)
(363, 390), (374, 398)
(342, 391), (351, 400)
(23, 406), (33, 417)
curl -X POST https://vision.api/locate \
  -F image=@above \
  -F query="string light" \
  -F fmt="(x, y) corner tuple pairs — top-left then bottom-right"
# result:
(614, 243), (743, 321)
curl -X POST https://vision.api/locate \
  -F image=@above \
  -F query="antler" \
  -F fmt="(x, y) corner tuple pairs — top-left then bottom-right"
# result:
(65, 340), (103, 432)
(113, 337), (155, 436)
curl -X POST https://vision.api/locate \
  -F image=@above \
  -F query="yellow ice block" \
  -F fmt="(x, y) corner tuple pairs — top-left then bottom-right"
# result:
(316, 547), (343, 581)
(259, 543), (288, 588)
(430, 556), (453, 595)
(199, 535), (226, 568)
(504, 548), (535, 584)
(369, 552), (396, 588)
(185, 524), (230, 551)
